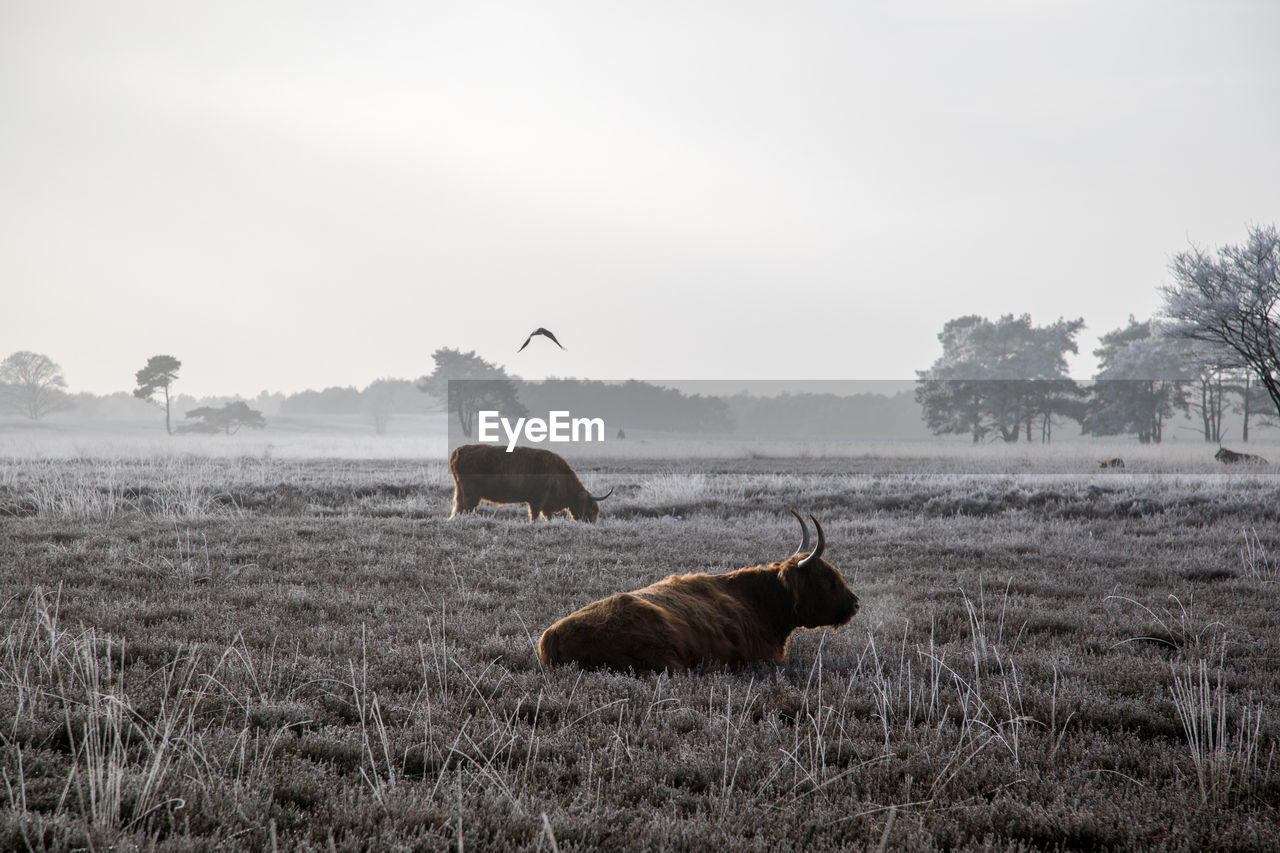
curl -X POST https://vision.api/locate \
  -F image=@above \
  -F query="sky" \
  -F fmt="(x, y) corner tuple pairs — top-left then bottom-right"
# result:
(2, 1), (1278, 397)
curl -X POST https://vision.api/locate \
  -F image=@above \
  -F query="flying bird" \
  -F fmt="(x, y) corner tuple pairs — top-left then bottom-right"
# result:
(517, 327), (566, 352)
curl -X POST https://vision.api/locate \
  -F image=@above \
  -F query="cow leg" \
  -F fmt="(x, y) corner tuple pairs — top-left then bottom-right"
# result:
(531, 487), (554, 520)
(451, 486), (479, 517)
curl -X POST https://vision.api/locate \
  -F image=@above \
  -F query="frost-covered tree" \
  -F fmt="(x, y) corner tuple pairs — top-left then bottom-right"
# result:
(1229, 373), (1276, 443)
(417, 348), (525, 437)
(1180, 339), (1234, 444)
(0, 351), (71, 419)
(1161, 224), (1280, 422)
(916, 314), (1085, 442)
(1082, 317), (1189, 443)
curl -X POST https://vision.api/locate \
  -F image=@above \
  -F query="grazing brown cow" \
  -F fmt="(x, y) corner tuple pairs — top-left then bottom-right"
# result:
(1099, 458), (1125, 469)
(449, 443), (613, 521)
(1215, 447), (1269, 465)
(537, 512), (858, 673)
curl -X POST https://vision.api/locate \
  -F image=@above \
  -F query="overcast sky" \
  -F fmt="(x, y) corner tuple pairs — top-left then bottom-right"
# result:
(3, 1), (1277, 397)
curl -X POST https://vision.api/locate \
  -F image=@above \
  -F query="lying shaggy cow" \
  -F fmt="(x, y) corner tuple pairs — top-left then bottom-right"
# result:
(537, 512), (858, 672)
(449, 443), (613, 522)
(1215, 447), (1269, 466)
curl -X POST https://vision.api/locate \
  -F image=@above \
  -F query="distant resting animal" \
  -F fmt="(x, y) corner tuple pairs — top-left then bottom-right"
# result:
(1099, 458), (1125, 469)
(1215, 447), (1269, 465)
(537, 511), (858, 673)
(517, 327), (565, 352)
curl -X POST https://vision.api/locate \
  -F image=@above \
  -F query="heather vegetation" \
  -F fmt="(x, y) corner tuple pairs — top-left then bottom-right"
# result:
(1, 452), (1277, 851)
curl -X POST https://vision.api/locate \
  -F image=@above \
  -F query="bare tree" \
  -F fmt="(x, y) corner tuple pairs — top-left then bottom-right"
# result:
(0, 351), (71, 419)
(1161, 224), (1280, 421)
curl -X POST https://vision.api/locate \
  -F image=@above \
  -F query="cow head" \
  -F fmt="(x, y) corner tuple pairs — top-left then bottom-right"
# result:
(779, 511), (859, 629)
(572, 486), (615, 522)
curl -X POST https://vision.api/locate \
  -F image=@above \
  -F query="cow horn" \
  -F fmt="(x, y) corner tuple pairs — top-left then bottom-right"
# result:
(797, 515), (825, 567)
(590, 487), (614, 501)
(790, 509), (810, 556)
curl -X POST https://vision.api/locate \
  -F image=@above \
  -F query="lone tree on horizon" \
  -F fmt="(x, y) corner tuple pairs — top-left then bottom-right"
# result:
(0, 351), (72, 420)
(133, 355), (182, 435)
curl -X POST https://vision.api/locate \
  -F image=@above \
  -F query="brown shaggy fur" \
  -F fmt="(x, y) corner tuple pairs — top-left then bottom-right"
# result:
(537, 549), (859, 673)
(449, 443), (610, 522)
(1099, 457), (1125, 469)
(1215, 447), (1269, 465)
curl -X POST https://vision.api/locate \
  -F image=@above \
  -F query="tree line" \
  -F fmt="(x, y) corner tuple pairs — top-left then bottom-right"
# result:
(414, 349), (733, 437)
(0, 347), (731, 438)
(6, 224), (1277, 443)
(916, 224), (1280, 444)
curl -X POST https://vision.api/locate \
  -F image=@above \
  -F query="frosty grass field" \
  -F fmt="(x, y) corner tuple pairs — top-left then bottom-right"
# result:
(1, 426), (1278, 850)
